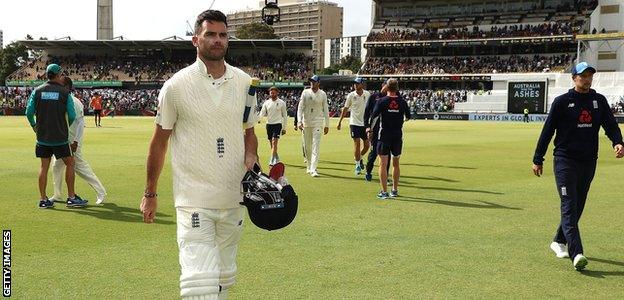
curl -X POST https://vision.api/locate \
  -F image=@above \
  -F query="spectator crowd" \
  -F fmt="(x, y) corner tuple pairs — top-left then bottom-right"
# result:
(8, 53), (314, 83)
(361, 54), (574, 74)
(0, 86), (159, 113)
(2, 85), (481, 115)
(367, 22), (577, 42)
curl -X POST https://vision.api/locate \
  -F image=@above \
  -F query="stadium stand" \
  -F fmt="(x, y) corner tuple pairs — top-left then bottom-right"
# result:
(355, 0), (624, 114)
(0, 86), (159, 115)
(361, 0), (598, 76)
(7, 52), (314, 83)
(1, 84), (479, 116)
(369, 0), (597, 34)
(0, 86), (30, 110)
(4, 1), (622, 117)
(2, 40), (316, 115)
(255, 85), (482, 116)
(362, 54), (574, 75)
(367, 22), (576, 42)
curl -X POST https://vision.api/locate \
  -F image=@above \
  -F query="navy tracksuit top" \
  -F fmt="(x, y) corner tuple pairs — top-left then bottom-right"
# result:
(533, 88), (623, 165)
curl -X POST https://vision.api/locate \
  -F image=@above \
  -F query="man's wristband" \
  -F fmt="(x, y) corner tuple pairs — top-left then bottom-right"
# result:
(144, 191), (157, 198)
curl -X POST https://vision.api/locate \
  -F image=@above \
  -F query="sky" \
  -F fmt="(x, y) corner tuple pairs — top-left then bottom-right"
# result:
(0, 0), (373, 46)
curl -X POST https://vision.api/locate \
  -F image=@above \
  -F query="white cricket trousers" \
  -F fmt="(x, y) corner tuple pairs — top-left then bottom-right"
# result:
(177, 207), (244, 300)
(51, 147), (106, 199)
(303, 126), (322, 172)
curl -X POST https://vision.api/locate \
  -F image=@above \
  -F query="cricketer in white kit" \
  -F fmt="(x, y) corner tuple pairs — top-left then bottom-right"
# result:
(51, 77), (107, 204)
(140, 10), (259, 300)
(297, 75), (330, 177)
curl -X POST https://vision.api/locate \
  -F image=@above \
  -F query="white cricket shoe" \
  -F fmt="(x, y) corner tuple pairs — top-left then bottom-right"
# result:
(573, 254), (588, 271)
(96, 193), (106, 205)
(550, 242), (569, 258)
(310, 171), (319, 177)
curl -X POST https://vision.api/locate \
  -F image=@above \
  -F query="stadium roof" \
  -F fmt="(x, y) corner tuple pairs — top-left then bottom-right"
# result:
(17, 39), (314, 51)
(576, 32), (624, 41)
(365, 35), (575, 48)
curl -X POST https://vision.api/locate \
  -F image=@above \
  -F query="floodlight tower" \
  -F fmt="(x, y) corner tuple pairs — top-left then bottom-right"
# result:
(97, 0), (113, 40)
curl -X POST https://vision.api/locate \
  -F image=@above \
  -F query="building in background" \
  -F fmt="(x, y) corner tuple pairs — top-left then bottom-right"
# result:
(228, 0), (343, 70)
(578, 0), (624, 71)
(324, 35), (367, 69)
(0, 29), (4, 48)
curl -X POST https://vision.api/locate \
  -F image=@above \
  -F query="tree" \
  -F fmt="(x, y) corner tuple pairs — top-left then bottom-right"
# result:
(236, 22), (279, 39)
(321, 55), (363, 75)
(0, 41), (29, 84)
(320, 66), (339, 75)
(338, 55), (363, 74)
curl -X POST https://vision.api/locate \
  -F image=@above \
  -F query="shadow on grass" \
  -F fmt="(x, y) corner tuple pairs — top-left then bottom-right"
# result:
(285, 161), (502, 196)
(579, 270), (624, 278)
(400, 175), (459, 183)
(302, 171), (502, 195)
(319, 160), (476, 170)
(284, 163), (346, 172)
(394, 196), (521, 210)
(52, 202), (175, 225)
(84, 125), (123, 129)
(588, 257), (624, 267)
(287, 167), (501, 195)
(416, 186), (504, 195)
(285, 164), (461, 184)
(319, 160), (362, 167)
(407, 163), (477, 170)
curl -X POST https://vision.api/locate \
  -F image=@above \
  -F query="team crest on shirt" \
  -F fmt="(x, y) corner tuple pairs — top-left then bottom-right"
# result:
(191, 212), (200, 228)
(578, 109), (592, 128)
(388, 99), (399, 113)
(217, 138), (225, 158)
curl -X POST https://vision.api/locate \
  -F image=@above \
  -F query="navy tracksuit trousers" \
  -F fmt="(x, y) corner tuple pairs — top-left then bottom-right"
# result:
(366, 133), (390, 175)
(552, 156), (597, 260)
(366, 133), (379, 175)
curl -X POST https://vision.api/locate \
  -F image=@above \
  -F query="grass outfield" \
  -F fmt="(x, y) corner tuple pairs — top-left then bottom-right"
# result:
(1, 115), (623, 299)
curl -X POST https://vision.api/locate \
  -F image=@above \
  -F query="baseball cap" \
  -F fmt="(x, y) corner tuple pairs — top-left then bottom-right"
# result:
(571, 62), (596, 76)
(46, 64), (62, 75)
(354, 77), (365, 84)
(309, 75), (320, 82)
